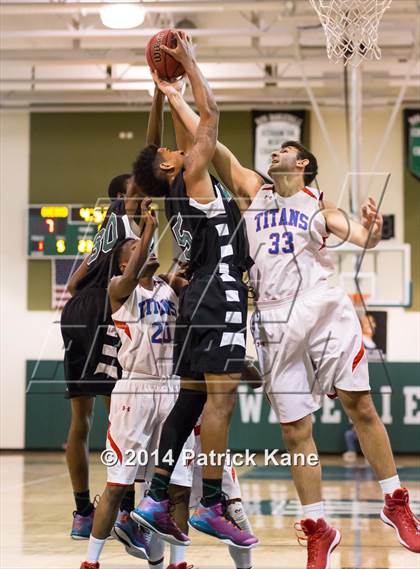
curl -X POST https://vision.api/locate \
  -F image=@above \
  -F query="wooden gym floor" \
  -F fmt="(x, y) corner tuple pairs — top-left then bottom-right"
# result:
(1, 452), (419, 569)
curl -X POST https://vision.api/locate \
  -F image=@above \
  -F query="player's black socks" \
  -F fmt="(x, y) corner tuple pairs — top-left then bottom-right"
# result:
(74, 490), (94, 516)
(120, 489), (135, 512)
(201, 478), (223, 507)
(149, 472), (171, 502)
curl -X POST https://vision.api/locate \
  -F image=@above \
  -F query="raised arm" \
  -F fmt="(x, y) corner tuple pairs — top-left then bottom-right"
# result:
(146, 86), (165, 147)
(124, 89), (164, 221)
(108, 200), (157, 311)
(158, 85), (262, 206)
(151, 72), (194, 154)
(322, 196), (383, 249)
(161, 31), (218, 201)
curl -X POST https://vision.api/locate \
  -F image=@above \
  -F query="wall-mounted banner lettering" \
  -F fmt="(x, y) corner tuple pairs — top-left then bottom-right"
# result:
(253, 111), (306, 176)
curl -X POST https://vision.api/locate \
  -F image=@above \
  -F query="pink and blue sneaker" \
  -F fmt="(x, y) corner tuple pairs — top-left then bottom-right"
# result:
(71, 509), (95, 540)
(112, 510), (150, 560)
(130, 495), (191, 546)
(189, 501), (259, 549)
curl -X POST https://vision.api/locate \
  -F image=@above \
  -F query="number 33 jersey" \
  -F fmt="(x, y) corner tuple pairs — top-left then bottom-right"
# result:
(243, 184), (334, 307)
(111, 277), (178, 379)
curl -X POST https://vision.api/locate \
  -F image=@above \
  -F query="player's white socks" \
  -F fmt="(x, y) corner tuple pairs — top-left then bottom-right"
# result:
(86, 535), (106, 563)
(302, 501), (325, 521)
(379, 474), (401, 496)
(229, 545), (253, 569)
(148, 533), (165, 569)
(226, 501), (253, 568)
(227, 501), (252, 532)
(170, 544), (186, 565)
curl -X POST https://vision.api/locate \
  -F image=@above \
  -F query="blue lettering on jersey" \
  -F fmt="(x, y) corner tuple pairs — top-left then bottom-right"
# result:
(263, 210), (270, 229)
(299, 213), (309, 230)
(254, 208), (309, 232)
(269, 209), (278, 227)
(254, 211), (264, 232)
(138, 298), (177, 320)
(279, 208), (288, 226)
(288, 209), (299, 227)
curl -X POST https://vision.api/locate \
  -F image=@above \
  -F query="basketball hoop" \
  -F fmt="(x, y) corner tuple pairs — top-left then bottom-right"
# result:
(309, 0), (393, 66)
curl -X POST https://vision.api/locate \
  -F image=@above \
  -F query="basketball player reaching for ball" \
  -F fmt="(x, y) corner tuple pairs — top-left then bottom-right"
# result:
(159, 86), (420, 566)
(81, 212), (255, 569)
(131, 31), (258, 550)
(62, 86), (165, 539)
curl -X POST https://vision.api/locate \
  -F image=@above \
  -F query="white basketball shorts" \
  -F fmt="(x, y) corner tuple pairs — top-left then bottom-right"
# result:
(252, 284), (370, 423)
(106, 377), (193, 487)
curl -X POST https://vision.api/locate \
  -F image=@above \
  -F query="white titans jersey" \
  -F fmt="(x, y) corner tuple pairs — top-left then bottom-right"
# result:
(111, 277), (178, 379)
(244, 184), (334, 307)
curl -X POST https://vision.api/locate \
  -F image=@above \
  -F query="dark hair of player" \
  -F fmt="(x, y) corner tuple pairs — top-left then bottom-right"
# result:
(107, 173), (131, 199)
(281, 140), (318, 186)
(109, 238), (135, 277)
(76, 238), (135, 291)
(132, 144), (170, 197)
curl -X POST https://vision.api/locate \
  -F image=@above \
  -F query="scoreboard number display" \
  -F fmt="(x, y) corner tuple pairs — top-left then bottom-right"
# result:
(28, 205), (109, 258)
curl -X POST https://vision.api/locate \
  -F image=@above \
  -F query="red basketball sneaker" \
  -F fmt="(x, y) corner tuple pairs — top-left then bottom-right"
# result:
(381, 488), (420, 553)
(296, 518), (341, 569)
(166, 564), (194, 569)
(80, 563), (99, 569)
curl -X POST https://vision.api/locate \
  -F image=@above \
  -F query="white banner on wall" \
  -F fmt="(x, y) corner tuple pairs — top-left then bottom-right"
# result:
(253, 112), (304, 175)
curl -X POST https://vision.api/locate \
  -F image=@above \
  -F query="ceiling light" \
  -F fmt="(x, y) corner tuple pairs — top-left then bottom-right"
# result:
(100, 3), (145, 30)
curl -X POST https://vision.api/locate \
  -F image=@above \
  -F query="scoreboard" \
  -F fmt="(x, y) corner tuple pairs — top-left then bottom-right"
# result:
(28, 204), (108, 258)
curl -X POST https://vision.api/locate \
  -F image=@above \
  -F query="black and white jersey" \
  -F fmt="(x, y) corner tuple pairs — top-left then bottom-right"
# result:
(78, 198), (138, 291)
(165, 171), (251, 276)
(62, 198), (138, 390)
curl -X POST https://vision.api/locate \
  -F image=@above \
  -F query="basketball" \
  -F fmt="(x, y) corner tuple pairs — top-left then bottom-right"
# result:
(146, 28), (185, 80)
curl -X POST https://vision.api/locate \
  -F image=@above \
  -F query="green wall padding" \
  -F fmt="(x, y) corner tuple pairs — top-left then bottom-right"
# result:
(403, 109), (420, 311)
(26, 361), (420, 454)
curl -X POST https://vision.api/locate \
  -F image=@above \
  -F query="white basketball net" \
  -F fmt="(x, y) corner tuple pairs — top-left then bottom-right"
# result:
(310, 0), (393, 66)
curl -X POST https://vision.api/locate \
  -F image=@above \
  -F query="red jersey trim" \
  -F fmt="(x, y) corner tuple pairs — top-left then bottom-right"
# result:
(352, 341), (365, 372)
(302, 187), (317, 200)
(114, 320), (132, 340)
(107, 423), (123, 464)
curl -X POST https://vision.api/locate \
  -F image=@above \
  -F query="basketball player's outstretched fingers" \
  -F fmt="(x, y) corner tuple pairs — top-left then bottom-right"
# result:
(141, 197), (152, 215)
(161, 31), (194, 64)
(151, 69), (185, 96)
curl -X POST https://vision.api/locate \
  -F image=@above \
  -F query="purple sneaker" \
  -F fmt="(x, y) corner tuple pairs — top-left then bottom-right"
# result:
(189, 502), (259, 549)
(111, 510), (149, 560)
(130, 496), (191, 546)
(71, 509), (94, 540)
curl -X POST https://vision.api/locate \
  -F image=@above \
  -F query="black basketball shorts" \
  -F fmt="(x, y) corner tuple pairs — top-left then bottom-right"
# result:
(173, 266), (248, 379)
(61, 287), (120, 398)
